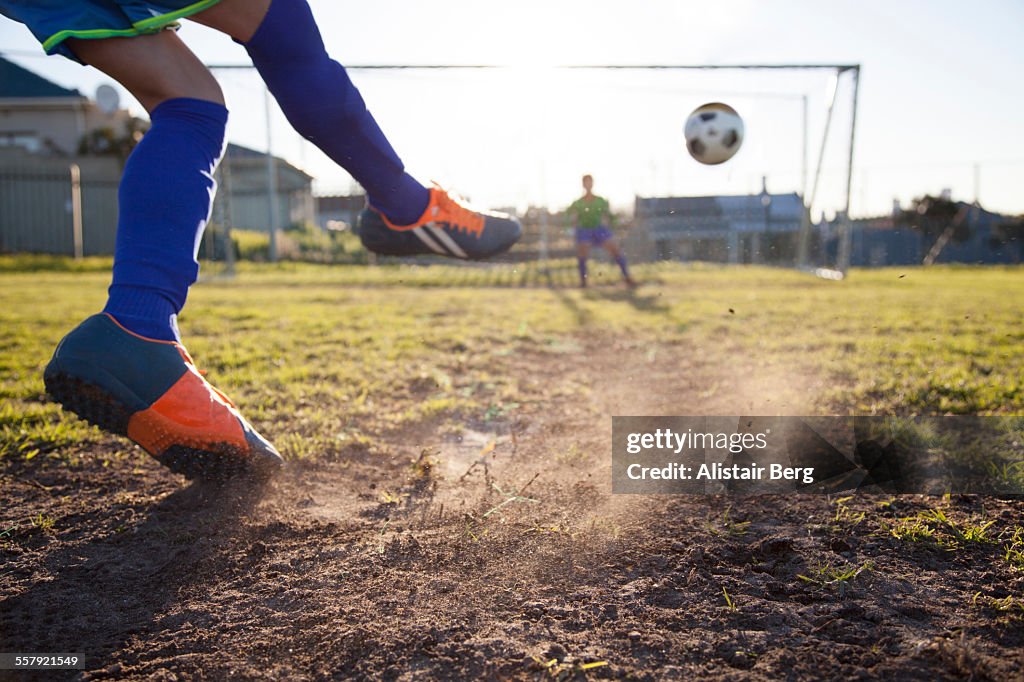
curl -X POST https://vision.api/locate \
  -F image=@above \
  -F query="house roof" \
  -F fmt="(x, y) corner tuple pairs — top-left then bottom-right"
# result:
(852, 201), (1006, 231)
(225, 142), (313, 181)
(0, 56), (83, 99)
(637, 192), (805, 234)
(317, 194), (366, 212)
(637, 193), (804, 219)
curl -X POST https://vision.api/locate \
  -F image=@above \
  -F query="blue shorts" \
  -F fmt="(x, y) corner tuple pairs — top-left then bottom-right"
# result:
(575, 226), (614, 246)
(0, 0), (224, 62)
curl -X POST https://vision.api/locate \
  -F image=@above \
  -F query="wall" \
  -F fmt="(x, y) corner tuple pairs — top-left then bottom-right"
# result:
(0, 150), (315, 255)
(0, 150), (120, 255)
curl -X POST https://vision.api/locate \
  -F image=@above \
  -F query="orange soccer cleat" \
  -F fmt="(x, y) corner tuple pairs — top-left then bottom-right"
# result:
(43, 314), (283, 481)
(357, 184), (522, 260)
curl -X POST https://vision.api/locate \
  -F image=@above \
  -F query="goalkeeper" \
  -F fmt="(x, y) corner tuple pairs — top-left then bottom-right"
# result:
(566, 174), (635, 288)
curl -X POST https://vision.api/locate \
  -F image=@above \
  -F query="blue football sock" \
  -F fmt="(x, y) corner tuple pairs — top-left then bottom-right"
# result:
(578, 257), (588, 283)
(103, 97), (227, 342)
(615, 254), (631, 279)
(244, 0), (429, 226)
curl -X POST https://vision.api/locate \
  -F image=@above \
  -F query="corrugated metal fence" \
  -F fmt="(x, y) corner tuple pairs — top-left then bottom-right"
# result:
(0, 158), (120, 256)
(0, 153), (317, 257)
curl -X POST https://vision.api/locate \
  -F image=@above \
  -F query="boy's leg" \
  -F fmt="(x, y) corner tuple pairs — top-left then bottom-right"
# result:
(70, 32), (224, 341)
(602, 238), (636, 286)
(195, 0), (423, 223)
(67, 32), (224, 111)
(193, 0), (522, 260)
(44, 32), (282, 480)
(576, 241), (591, 287)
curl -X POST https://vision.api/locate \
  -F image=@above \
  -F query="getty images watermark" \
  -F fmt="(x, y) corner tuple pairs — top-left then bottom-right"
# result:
(612, 416), (1024, 495)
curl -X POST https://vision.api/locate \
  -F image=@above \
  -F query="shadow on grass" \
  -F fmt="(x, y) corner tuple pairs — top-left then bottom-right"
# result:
(546, 280), (671, 328)
(548, 286), (593, 327)
(583, 287), (671, 315)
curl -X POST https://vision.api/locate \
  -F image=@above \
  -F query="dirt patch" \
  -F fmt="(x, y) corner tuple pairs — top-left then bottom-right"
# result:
(2, 337), (1022, 680)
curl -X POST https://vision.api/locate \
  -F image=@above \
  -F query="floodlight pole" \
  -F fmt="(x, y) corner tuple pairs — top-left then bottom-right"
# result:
(837, 66), (860, 275)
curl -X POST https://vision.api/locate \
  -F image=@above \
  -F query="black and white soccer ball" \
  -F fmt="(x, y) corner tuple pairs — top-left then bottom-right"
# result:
(684, 102), (744, 165)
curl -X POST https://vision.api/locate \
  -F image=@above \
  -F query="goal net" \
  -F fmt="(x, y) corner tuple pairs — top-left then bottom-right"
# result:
(205, 63), (860, 276)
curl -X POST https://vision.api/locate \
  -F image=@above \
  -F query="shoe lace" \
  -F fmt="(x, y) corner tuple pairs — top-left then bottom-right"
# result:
(431, 184), (485, 238)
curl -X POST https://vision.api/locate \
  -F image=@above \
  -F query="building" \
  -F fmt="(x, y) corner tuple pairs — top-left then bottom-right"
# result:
(633, 189), (805, 264)
(216, 143), (315, 234)
(1, 57), (130, 255)
(837, 204), (1021, 267)
(1, 55), (138, 156)
(315, 193), (366, 232)
(0, 56), (315, 255)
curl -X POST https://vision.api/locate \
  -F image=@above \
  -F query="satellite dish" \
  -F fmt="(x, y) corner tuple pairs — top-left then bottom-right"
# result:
(95, 84), (120, 114)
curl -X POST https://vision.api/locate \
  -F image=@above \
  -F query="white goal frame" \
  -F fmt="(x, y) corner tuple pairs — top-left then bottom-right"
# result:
(210, 62), (861, 275)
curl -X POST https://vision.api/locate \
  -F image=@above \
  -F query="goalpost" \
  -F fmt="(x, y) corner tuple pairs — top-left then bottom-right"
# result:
(543, 63), (862, 277)
(208, 62), (860, 277)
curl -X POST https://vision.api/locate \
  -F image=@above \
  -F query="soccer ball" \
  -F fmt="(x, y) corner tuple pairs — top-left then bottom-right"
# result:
(684, 102), (744, 165)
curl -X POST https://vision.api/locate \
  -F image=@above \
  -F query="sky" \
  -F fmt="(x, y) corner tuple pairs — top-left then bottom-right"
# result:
(2, 0), (1023, 217)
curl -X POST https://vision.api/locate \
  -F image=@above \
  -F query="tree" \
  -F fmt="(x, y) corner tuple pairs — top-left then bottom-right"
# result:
(77, 118), (149, 163)
(990, 216), (1024, 263)
(896, 195), (971, 243)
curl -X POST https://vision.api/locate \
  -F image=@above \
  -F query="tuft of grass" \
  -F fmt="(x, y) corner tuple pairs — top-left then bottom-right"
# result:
(885, 507), (997, 550)
(798, 560), (874, 597)
(874, 417), (955, 451)
(832, 495), (866, 526)
(555, 442), (590, 467)
(530, 655), (609, 680)
(988, 461), (1024, 492)
(972, 592), (1024, 622)
(30, 513), (56, 534)
(0, 254), (113, 273)
(921, 508), (996, 546)
(722, 586), (738, 611)
(707, 505), (751, 537)
(1003, 527), (1024, 570)
(481, 474), (541, 519)
(887, 515), (938, 543)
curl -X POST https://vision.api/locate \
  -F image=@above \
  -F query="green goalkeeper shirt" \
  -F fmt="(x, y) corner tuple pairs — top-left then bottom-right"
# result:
(567, 195), (611, 229)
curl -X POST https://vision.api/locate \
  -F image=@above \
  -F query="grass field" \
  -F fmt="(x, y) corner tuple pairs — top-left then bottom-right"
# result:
(3, 259), (1021, 463)
(1, 259), (1023, 679)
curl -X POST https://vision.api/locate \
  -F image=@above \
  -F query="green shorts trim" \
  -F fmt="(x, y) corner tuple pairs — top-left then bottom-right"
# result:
(40, 0), (224, 54)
